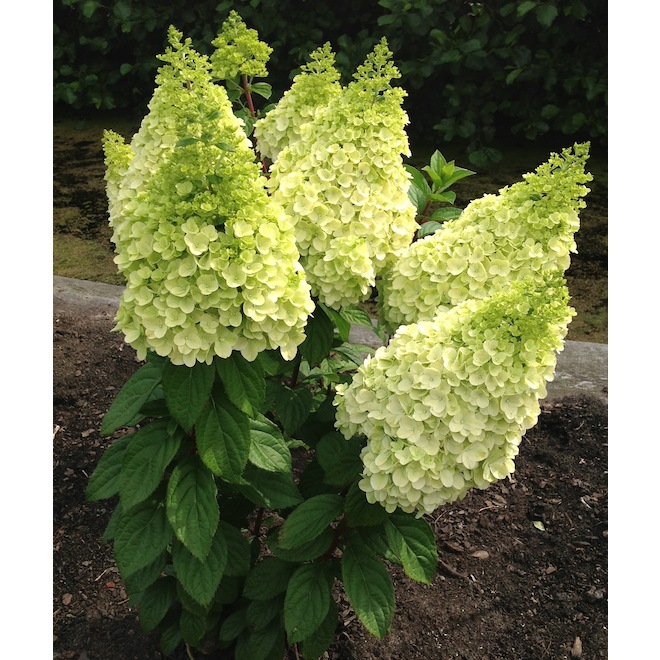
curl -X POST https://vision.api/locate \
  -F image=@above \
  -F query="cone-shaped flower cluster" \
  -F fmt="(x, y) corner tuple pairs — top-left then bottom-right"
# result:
(210, 10), (272, 80)
(378, 143), (592, 330)
(102, 28), (313, 366)
(253, 43), (341, 163)
(335, 274), (574, 516)
(267, 38), (418, 309)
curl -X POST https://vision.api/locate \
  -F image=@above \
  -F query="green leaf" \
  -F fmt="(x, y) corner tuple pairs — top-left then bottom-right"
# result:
(239, 620), (286, 660)
(102, 502), (123, 543)
(249, 414), (292, 473)
(384, 513), (437, 584)
(316, 432), (363, 487)
(431, 207), (462, 222)
(236, 465), (303, 509)
(115, 499), (173, 578)
(405, 164), (431, 196)
(216, 353), (265, 416)
(416, 220), (444, 239)
(429, 191), (456, 204)
(243, 556), (296, 600)
(267, 527), (334, 563)
(100, 361), (163, 435)
(159, 615), (183, 656)
(218, 520), (251, 577)
(341, 544), (395, 638)
(343, 482), (389, 528)
(517, 0), (537, 17)
(218, 608), (247, 643)
(136, 577), (178, 632)
(300, 307), (335, 367)
(339, 305), (375, 331)
(317, 302), (351, 342)
(278, 494), (343, 550)
(536, 3), (558, 27)
(250, 81), (272, 99)
(284, 563), (334, 643)
(246, 596), (283, 631)
(299, 599), (338, 660)
(162, 361), (215, 431)
(176, 136), (199, 147)
(86, 433), (133, 501)
(274, 384), (313, 436)
(119, 420), (182, 510)
(408, 183), (428, 215)
(166, 456), (219, 561)
(180, 608), (207, 646)
(123, 551), (168, 596)
(196, 390), (250, 482)
(172, 528), (228, 606)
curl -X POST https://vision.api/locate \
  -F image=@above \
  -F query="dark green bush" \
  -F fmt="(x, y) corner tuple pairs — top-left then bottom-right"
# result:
(54, 0), (606, 164)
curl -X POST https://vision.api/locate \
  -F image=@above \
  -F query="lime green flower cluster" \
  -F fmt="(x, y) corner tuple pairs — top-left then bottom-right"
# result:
(210, 10), (272, 80)
(267, 38), (418, 309)
(378, 143), (592, 330)
(102, 27), (313, 366)
(334, 275), (574, 515)
(253, 43), (341, 163)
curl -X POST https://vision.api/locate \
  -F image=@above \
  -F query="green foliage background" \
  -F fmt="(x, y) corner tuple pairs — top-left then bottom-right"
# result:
(54, 0), (606, 164)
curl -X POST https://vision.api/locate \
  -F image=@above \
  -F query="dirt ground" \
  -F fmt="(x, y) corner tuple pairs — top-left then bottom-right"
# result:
(53, 116), (608, 659)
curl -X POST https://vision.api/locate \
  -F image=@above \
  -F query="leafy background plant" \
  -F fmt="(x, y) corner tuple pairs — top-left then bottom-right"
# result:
(54, 0), (606, 165)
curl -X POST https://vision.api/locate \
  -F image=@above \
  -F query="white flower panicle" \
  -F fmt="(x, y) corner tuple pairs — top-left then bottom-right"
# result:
(334, 275), (575, 516)
(102, 27), (313, 366)
(378, 143), (592, 330)
(253, 43), (342, 163)
(267, 38), (418, 310)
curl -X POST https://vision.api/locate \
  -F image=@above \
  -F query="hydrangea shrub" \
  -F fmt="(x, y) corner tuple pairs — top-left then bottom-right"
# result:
(88, 14), (591, 660)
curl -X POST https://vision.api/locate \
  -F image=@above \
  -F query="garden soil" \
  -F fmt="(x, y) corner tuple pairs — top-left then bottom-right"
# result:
(53, 117), (608, 659)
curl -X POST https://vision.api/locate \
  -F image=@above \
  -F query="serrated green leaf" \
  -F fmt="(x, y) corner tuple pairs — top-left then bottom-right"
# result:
(159, 615), (183, 656)
(268, 527), (334, 563)
(196, 391), (250, 481)
(405, 164), (431, 195)
(332, 343), (369, 366)
(299, 599), (338, 660)
(316, 432), (363, 487)
(343, 482), (389, 528)
(172, 528), (228, 606)
(429, 191), (456, 204)
(416, 220), (444, 239)
(317, 302), (351, 342)
(216, 353), (265, 416)
(176, 582), (210, 616)
(250, 81), (272, 99)
(166, 456), (219, 561)
(408, 183), (428, 214)
(246, 596), (283, 631)
(119, 420), (182, 510)
(101, 361), (164, 435)
(430, 207), (462, 221)
(101, 502), (123, 543)
(300, 307), (335, 367)
(278, 494), (343, 550)
(339, 304), (375, 330)
(180, 607), (207, 646)
(248, 414), (291, 473)
(86, 433), (133, 501)
(123, 551), (168, 596)
(242, 621), (286, 660)
(236, 465), (303, 509)
(137, 577), (178, 632)
(115, 499), (173, 578)
(162, 361), (215, 431)
(218, 520), (251, 577)
(219, 608), (247, 643)
(274, 384), (313, 436)
(284, 563), (334, 643)
(385, 513), (437, 584)
(341, 544), (395, 638)
(243, 556), (296, 600)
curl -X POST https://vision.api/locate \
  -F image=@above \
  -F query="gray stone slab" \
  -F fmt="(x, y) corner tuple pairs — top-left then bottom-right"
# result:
(54, 276), (607, 402)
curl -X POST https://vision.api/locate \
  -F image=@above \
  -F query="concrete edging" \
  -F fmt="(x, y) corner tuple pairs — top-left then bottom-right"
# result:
(54, 275), (607, 403)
